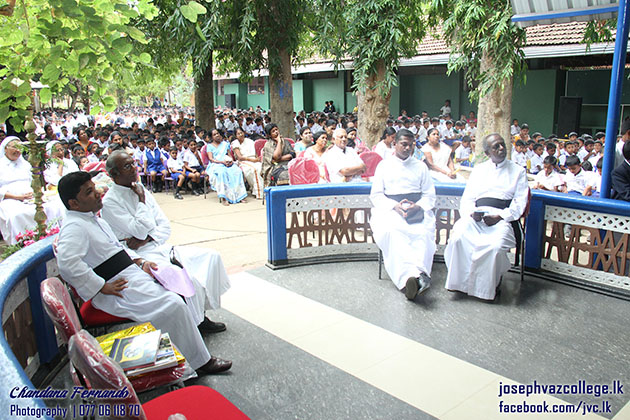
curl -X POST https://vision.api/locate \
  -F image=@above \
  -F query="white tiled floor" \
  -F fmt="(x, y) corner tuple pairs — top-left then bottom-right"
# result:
(222, 271), (606, 419)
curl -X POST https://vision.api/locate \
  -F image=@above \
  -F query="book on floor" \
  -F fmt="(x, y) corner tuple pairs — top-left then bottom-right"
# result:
(109, 329), (161, 371)
(126, 332), (179, 377)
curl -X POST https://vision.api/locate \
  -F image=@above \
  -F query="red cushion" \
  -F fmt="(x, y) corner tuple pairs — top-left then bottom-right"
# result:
(142, 386), (250, 420)
(80, 300), (129, 326)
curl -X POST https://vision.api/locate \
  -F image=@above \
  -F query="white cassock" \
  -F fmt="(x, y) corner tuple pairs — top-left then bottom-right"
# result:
(444, 158), (528, 300)
(0, 154), (65, 244)
(43, 158), (79, 186)
(323, 146), (365, 184)
(57, 210), (211, 369)
(101, 184), (230, 318)
(369, 155), (437, 289)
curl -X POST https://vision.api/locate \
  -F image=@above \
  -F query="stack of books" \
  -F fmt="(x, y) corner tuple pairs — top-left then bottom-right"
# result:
(109, 330), (179, 377)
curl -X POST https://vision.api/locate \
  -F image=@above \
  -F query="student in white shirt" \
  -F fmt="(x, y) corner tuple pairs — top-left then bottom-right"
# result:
(454, 136), (473, 167)
(533, 156), (563, 192)
(166, 148), (187, 199)
(511, 140), (528, 169)
(528, 143), (544, 174)
(562, 155), (596, 196)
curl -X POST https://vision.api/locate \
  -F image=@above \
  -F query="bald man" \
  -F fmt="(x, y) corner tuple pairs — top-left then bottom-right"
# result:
(444, 134), (528, 301)
(323, 128), (366, 183)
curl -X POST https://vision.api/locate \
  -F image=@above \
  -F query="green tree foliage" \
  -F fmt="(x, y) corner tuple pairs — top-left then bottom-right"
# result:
(0, 0), (158, 129)
(428, 0), (527, 101)
(313, 0), (426, 96)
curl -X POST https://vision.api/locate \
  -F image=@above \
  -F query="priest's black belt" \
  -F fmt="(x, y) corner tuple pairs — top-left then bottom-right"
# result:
(93, 250), (134, 281)
(385, 193), (423, 203)
(474, 197), (523, 265)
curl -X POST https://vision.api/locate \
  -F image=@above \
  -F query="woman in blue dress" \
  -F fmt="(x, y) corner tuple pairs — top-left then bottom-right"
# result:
(205, 129), (247, 205)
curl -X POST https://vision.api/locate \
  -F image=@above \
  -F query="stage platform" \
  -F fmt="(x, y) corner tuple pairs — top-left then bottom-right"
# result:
(49, 259), (630, 419)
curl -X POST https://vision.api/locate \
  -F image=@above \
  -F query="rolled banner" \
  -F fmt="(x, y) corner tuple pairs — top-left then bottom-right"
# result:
(150, 264), (196, 297)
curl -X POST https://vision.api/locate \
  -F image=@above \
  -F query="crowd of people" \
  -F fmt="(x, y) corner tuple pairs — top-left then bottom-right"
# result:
(2, 99), (630, 387)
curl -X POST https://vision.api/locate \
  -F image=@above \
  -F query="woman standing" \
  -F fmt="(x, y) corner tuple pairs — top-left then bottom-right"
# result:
(303, 131), (329, 183)
(421, 128), (463, 183)
(205, 129), (247, 205)
(231, 127), (264, 200)
(0, 137), (65, 244)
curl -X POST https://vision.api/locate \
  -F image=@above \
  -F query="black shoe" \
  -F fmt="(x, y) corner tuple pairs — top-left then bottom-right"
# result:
(198, 317), (226, 333)
(192, 189), (201, 196)
(151, 185), (157, 193)
(197, 356), (232, 375)
(196, 188), (204, 195)
(404, 277), (419, 300)
(174, 192), (183, 200)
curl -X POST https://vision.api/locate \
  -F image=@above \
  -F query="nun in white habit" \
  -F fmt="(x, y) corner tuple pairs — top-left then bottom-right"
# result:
(0, 136), (65, 244)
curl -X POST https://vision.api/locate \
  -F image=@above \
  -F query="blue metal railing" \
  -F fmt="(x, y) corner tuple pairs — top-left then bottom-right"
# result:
(266, 182), (630, 274)
(0, 236), (56, 419)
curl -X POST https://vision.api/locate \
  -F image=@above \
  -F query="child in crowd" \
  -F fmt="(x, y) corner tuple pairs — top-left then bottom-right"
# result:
(167, 148), (186, 200)
(529, 143), (544, 174)
(588, 140), (603, 168)
(562, 155), (596, 196)
(182, 140), (205, 196)
(454, 136), (473, 166)
(144, 137), (167, 192)
(512, 140), (528, 169)
(533, 156), (563, 192)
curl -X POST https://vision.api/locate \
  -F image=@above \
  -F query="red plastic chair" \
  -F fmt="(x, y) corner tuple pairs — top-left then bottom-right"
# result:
(199, 147), (210, 166)
(359, 151), (383, 179)
(285, 138), (295, 146)
(68, 330), (251, 420)
(288, 157), (320, 185)
(83, 161), (106, 172)
(254, 139), (266, 159)
(40, 278), (188, 393)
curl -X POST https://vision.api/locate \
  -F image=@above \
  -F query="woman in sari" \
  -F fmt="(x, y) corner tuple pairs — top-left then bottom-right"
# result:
(0, 137), (65, 244)
(205, 129), (247, 206)
(261, 123), (295, 186)
(421, 128), (463, 183)
(294, 126), (313, 153)
(303, 131), (329, 183)
(231, 127), (263, 200)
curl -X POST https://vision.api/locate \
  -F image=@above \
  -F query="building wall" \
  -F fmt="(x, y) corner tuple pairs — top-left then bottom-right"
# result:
(246, 77), (270, 110)
(399, 72), (464, 118)
(311, 73), (346, 113)
(511, 69), (559, 136)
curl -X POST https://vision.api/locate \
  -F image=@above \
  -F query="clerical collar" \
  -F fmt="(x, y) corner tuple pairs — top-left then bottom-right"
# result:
(494, 159), (508, 168)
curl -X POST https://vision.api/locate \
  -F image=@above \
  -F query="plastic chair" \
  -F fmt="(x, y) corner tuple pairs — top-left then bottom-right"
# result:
(254, 139), (266, 159)
(285, 138), (295, 146)
(359, 151), (383, 179)
(40, 278), (188, 393)
(199, 147), (210, 166)
(68, 330), (251, 420)
(288, 157), (320, 185)
(516, 188), (532, 282)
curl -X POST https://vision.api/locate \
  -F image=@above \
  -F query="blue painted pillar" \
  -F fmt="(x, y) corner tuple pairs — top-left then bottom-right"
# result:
(601, 0), (630, 198)
(27, 262), (58, 364)
(524, 199), (545, 269)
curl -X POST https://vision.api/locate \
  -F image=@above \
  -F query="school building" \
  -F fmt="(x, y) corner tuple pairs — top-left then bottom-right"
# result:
(214, 22), (630, 137)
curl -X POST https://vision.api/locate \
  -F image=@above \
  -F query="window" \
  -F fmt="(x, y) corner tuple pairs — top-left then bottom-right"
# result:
(248, 77), (265, 95)
(217, 79), (229, 96)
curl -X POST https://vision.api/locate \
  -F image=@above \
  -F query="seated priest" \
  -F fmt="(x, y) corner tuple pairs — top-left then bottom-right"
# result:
(101, 151), (230, 333)
(56, 171), (231, 374)
(444, 134), (528, 301)
(323, 128), (366, 183)
(370, 129), (436, 300)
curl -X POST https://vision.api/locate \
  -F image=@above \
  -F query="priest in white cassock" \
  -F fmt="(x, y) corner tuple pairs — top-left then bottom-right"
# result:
(56, 171), (232, 374)
(101, 151), (230, 333)
(370, 129), (436, 300)
(444, 134), (528, 301)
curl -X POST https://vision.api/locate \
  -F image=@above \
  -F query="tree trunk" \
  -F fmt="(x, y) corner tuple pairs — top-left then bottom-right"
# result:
(357, 60), (391, 148)
(475, 50), (513, 161)
(268, 47), (295, 139)
(194, 54), (215, 131)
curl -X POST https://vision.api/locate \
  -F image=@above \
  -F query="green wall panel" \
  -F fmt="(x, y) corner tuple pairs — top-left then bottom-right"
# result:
(345, 92), (357, 113)
(511, 69), (558, 136)
(399, 73), (462, 118)
(312, 74), (345, 113)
